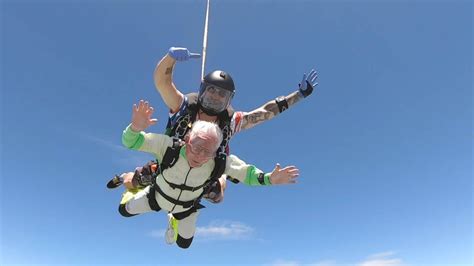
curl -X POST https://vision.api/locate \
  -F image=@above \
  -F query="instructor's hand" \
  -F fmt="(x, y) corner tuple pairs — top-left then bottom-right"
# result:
(298, 69), (318, 98)
(168, 47), (201, 61)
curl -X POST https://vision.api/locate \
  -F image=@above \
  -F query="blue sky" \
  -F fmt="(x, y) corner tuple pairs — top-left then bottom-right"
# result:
(1, 0), (472, 265)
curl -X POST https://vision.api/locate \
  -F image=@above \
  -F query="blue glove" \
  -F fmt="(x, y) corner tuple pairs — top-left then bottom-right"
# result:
(298, 69), (318, 98)
(168, 47), (201, 61)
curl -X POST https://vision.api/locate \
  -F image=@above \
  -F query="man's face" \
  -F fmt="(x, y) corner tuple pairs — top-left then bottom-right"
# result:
(199, 85), (233, 114)
(186, 134), (218, 168)
(206, 86), (229, 101)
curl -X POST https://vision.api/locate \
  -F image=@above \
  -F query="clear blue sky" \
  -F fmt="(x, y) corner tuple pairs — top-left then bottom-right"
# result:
(1, 1), (472, 265)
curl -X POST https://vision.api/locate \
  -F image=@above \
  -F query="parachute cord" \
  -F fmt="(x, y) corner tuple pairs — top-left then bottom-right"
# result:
(201, 0), (210, 81)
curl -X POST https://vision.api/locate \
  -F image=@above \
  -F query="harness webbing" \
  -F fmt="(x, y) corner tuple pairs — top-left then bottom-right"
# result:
(147, 189), (161, 212)
(161, 174), (208, 191)
(153, 183), (205, 209)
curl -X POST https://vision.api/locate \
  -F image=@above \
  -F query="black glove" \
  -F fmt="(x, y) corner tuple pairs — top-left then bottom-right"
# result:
(132, 161), (157, 188)
(298, 69), (318, 98)
(203, 180), (222, 203)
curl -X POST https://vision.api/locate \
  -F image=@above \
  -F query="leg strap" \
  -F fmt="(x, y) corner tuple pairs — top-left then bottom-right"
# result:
(173, 206), (201, 220)
(147, 185), (162, 212)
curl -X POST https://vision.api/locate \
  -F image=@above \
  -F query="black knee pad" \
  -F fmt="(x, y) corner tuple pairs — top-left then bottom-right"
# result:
(176, 235), (193, 249)
(118, 204), (136, 217)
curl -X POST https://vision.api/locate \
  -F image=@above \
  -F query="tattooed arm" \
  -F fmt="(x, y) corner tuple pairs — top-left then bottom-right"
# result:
(240, 69), (318, 131)
(153, 54), (185, 114)
(240, 91), (304, 131)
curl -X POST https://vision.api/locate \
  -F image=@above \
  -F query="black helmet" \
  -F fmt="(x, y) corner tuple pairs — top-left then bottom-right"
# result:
(198, 70), (235, 115)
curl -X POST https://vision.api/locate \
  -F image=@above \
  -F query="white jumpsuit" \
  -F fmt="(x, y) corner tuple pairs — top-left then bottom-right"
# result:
(119, 125), (272, 248)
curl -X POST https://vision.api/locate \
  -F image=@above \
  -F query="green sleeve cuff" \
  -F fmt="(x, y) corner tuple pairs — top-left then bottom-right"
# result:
(122, 124), (145, 149)
(264, 173), (272, 185)
(243, 166), (271, 186)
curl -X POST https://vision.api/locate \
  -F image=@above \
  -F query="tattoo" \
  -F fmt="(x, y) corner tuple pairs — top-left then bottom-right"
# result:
(246, 110), (274, 125)
(165, 66), (174, 75)
(242, 101), (278, 130)
(241, 90), (304, 130)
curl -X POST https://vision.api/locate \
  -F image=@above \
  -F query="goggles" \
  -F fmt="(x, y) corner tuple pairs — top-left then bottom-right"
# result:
(187, 141), (215, 158)
(198, 83), (234, 114)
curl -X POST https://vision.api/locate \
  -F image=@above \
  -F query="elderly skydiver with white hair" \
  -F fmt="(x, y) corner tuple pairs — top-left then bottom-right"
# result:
(117, 100), (300, 249)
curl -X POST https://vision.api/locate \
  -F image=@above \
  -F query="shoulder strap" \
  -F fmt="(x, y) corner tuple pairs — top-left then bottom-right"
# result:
(209, 153), (227, 183)
(216, 105), (234, 126)
(215, 109), (233, 157)
(167, 93), (199, 139)
(207, 103), (234, 183)
(160, 138), (183, 171)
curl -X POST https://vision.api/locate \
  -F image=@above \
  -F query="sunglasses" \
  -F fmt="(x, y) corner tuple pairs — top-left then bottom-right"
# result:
(187, 141), (215, 158)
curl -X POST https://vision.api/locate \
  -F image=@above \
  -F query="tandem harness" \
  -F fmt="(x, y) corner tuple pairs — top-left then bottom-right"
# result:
(134, 138), (224, 212)
(166, 93), (240, 186)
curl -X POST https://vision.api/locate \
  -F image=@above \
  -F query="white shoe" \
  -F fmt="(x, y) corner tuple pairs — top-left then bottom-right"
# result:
(165, 213), (178, 244)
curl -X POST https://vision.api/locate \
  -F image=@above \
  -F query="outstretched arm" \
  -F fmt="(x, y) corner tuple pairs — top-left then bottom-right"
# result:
(122, 100), (170, 159)
(240, 90), (304, 130)
(153, 47), (201, 113)
(240, 69), (318, 131)
(225, 155), (300, 186)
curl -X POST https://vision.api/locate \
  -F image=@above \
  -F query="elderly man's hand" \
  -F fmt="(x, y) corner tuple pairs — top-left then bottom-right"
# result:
(122, 172), (136, 189)
(269, 163), (300, 184)
(131, 100), (158, 132)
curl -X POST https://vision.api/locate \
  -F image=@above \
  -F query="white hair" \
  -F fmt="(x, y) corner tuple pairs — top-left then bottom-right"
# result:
(188, 120), (223, 151)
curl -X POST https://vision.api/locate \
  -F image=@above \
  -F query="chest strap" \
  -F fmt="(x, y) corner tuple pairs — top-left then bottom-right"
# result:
(153, 183), (205, 209)
(161, 174), (208, 191)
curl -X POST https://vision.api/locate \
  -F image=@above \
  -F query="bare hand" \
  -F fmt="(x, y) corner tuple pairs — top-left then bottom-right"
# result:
(131, 100), (158, 132)
(122, 172), (135, 189)
(269, 163), (299, 184)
